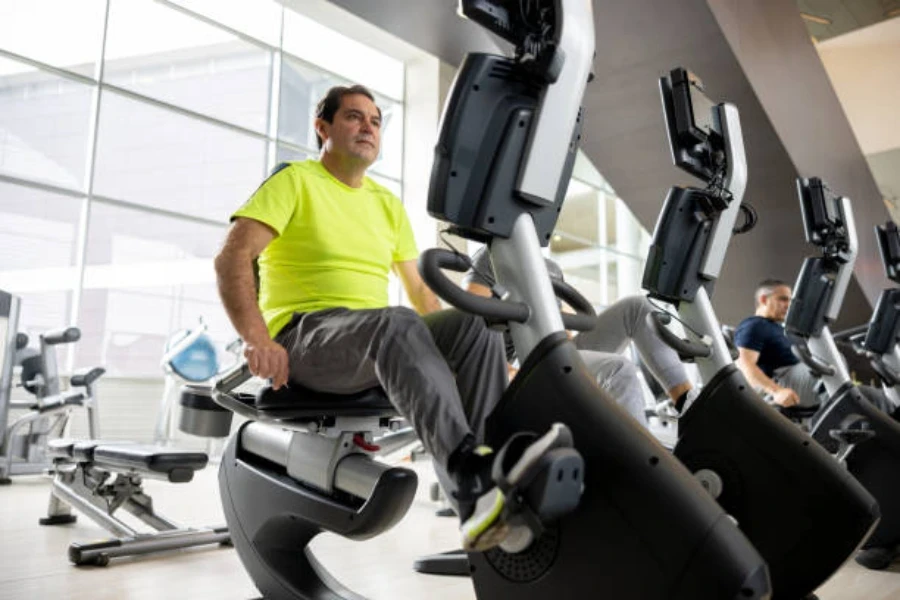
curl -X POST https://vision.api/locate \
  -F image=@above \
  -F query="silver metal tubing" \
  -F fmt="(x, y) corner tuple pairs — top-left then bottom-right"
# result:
(241, 422), (292, 468)
(680, 287), (733, 384)
(50, 478), (138, 538)
(699, 102), (747, 281)
(242, 422), (393, 499)
(73, 528), (230, 563)
(808, 326), (852, 398)
(373, 427), (417, 456)
(825, 197), (858, 323)
(517, 0), (595, 205)
(492, 213), (565, 361)
(333, 455), (390, 499)
(883, 347), (900, 408)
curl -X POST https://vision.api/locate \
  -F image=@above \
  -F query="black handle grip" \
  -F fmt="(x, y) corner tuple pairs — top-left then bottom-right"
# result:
(791, 343), (836, 377)
(42, 327), (81, 345)
(15, 333), (28, 350)
(419, 248), (530, 324)
(215, 363), (253, 394)
(551, 279), (596, 332)
(646, 311), (712, 360)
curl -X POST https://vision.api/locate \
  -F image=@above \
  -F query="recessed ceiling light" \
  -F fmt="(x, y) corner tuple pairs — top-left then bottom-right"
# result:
(552, 234), (562, 242)
(800, 11), (832, 25)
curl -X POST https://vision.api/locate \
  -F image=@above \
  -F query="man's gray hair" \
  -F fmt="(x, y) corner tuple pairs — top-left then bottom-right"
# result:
(755, 279), (789, 305)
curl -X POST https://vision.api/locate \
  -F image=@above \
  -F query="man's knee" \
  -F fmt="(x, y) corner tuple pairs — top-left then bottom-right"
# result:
(377, 306), (430, 340)
(606, 354), (638, 381)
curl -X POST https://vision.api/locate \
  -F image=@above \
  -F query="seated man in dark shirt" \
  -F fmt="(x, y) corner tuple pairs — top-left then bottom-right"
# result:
(734, 279), (819, 408)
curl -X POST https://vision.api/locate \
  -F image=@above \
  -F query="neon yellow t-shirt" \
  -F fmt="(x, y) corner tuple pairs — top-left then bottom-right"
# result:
(232, 159), (419, 338)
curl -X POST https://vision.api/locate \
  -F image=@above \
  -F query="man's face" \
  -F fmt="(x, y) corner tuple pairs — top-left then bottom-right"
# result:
(317, 94), (381, 166)
(761, 285), (792, 322)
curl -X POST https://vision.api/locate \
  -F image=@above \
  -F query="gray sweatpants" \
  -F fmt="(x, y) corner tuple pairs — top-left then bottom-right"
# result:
(772, 363), (825, 408)
(274, 306), (507, 468)
(574, 295), (690, 424)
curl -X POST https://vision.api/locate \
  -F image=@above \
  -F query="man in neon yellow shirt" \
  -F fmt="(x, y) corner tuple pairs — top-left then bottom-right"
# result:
(214, 84), (571, 552)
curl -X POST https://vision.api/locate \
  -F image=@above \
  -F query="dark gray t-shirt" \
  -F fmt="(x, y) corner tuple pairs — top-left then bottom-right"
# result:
(462, 247), (564, 362)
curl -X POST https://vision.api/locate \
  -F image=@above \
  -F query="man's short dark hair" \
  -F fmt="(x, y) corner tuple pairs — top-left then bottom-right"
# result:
(314, 84), (381, 149)
(755, 279), (789, 304)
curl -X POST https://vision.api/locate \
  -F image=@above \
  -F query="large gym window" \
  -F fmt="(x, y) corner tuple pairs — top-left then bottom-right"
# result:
(552, 153), (651, 311)
(0, 0), (406, 377)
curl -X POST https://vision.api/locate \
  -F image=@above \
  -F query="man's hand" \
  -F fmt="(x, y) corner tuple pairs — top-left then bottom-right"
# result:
(771, 387), (800, 408)
(244, 339), (289, 390)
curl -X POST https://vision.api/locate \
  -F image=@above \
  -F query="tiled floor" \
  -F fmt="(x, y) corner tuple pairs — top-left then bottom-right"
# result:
(1, 456), (899, 599)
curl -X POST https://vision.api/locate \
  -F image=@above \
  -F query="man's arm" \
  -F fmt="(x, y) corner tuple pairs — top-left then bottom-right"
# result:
(214, 217), (289, 389)
(393, 259), (441, 315)
(735, 347), (799, 407)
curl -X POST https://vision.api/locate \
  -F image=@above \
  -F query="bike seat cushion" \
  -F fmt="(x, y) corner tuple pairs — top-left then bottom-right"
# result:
(254, 384), (396, 419)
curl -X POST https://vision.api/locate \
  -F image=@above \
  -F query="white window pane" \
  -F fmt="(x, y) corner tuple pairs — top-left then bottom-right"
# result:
(0, 182), (80, 349)
(0, 57), (94, 190)
(76, 201), (229, 376)
(283, 10), (403, 100)
(554, 180), (601, 250)
(370, 100), (403, 180)
(92, 90), (266, 222)
(278, 57), (343, 150)
(0, 0), (105, 77)
(168, 0), (283, 47)
(274, 144), (310, 165)
(16, 291), (75, 344)
(278, 60), (403, 179)
(0, 181), (82, 293)
(104, 0), (273, 134)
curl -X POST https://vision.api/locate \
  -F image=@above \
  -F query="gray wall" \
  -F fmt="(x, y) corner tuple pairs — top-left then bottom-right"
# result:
(330, 0), (889, 329)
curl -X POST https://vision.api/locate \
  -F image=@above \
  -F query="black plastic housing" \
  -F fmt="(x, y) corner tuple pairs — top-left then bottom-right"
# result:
(863, 289), (900, 355)
(660, 68), (723, 183)
(785, 257), (835, 338)
(676, 366), (879, 599)
(876, 221), (900, 283)
(427, 53), (580, 244)
(642, 186), (717, 304)
(798, 177), (848, 251)
(475, 334), (772, 599)
(811, 384), (900, 550)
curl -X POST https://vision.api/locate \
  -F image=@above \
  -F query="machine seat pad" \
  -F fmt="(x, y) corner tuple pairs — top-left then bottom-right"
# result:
(71, 366), (106, 387)
(92, 444), (209, 475)
(253, 384), (397, 420)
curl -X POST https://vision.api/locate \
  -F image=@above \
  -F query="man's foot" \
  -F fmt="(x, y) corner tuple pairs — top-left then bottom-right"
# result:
(454, 423), (576, 552)
(855, 546), (895, 570)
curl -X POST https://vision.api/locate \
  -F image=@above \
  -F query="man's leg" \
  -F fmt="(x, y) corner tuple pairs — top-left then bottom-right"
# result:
(773, 364), (824, 408)
(275, 306), (471, 467)
(579, 350), (648, 427)
(422, 309), (507, 443)
(575, 295), (692, 401)
(276, 306), (574, 551)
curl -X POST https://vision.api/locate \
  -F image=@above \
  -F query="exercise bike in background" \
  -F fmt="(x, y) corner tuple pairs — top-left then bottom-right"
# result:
(1, 289), (101, 484)
(154, 317), (241, 451)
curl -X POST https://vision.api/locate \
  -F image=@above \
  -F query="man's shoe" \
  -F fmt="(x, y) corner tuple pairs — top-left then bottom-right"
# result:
(457, 423), (577, 552)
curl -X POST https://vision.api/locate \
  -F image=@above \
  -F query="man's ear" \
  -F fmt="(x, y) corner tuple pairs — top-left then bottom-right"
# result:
(314, 118), (328, 146)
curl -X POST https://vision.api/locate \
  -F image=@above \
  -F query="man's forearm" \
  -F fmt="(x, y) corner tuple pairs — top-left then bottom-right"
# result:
(411, 282), (441, 315)
(214, 252), (271, 345)
(737, 359), (780, 394)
